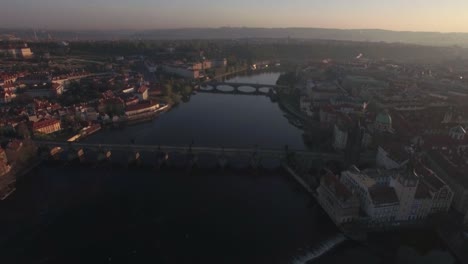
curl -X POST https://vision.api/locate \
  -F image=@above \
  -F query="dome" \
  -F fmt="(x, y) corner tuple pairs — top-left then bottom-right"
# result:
(376, 112), (392, 125)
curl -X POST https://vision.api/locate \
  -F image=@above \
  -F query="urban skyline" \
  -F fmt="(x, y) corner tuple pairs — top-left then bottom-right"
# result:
(2, 0), (468, 32)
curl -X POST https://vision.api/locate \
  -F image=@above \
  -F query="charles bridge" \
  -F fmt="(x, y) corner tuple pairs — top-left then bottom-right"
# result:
(35, 140), (375, 172)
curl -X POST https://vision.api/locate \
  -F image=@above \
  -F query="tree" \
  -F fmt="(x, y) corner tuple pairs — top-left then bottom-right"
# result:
(163, 84), (173, 96)
(16, 122), (31, 139)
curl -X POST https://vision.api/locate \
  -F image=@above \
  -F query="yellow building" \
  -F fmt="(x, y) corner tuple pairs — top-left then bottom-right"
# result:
(33, 119), (61, 135)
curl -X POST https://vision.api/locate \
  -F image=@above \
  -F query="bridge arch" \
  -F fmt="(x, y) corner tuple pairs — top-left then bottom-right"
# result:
(214, 84), (235, 92)
(237, 86), (257, 93)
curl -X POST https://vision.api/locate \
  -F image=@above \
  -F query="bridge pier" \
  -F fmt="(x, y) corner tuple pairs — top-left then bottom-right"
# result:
(250, 146), (262, 169)
(67, 146), (79, 162)
(97, 149), (112, 163)
(187, 152), (197, 170)
(77, 148), (85, 163)
(217, 148), (228, 169)
(128, 151), (142, 166)
(34, 141), (361, 169)
(186, 146), (198, 170)
(49, 146), (63, 160)
(155, 147), (169, 169)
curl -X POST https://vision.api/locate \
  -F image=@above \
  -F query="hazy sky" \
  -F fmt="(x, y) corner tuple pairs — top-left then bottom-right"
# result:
(2, 0), (468, 32)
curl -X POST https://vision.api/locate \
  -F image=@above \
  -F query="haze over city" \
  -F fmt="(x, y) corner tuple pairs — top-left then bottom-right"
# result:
(2, 0), (468, 32)
(1, 1), (468, 264)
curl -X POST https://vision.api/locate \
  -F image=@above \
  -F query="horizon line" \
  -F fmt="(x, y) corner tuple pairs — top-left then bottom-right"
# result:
(2, 26), (468, 35)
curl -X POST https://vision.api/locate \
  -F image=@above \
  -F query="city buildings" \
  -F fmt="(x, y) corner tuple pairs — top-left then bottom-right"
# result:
(374, 112), (393, 133)
(426, 150), (468, 218)
(162, 64), (200, 79)
(336, 159), (453, 224)
(0, 43), (33, 58)
(125, 101), (160, 120)
(32, 119), (62, 135)
(376, 143), (410, 170)
(316, 170), (360, 225)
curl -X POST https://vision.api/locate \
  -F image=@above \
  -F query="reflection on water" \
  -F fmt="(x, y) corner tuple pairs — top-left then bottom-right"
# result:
(85, 72), (306, 150)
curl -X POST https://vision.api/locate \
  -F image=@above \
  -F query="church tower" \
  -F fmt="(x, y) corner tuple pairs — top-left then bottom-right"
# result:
(390, 160), (419, 221)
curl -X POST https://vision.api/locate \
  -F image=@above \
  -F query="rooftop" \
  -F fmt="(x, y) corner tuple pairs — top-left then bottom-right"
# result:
(322, 170), (353, 202)
(32, 119), (60, 130)
(369, 186), (399, 206)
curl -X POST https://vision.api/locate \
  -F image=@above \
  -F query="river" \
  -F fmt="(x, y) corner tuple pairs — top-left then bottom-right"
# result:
(0, 72), (458, 264)
(85, 72), (306, 150)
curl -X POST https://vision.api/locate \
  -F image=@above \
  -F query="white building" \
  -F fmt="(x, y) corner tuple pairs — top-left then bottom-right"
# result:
(317, 171), (360, 225)
(390, 169), (419, 221)
(366, 186), (400, 222)
(389, 162), (452, 221)
(162, 65), (200, 79)
(340, 166), (376, 203)
(340, 166), (399, 222)
(415, 163), (453, 214)
(340, 162), (452, 223)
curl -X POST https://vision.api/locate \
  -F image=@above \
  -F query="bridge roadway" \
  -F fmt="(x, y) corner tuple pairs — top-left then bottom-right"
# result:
(36, 141), (345, 161)
(201, 81), (287, 89)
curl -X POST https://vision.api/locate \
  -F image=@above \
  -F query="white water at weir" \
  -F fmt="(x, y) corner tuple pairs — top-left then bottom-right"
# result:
(291, 233), (346, 264)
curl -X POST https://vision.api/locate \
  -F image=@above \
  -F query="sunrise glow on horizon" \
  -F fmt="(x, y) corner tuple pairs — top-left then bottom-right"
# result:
(2, 0), (468, 32)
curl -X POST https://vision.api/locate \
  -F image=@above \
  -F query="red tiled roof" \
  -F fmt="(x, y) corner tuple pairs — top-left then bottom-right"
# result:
(369, 186), (399, 205)
(322, 170), (353, 201)
(32, 119), (60, 130)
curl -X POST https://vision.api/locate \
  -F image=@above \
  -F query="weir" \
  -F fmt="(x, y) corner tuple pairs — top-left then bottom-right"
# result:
(291, 234), (346, 264)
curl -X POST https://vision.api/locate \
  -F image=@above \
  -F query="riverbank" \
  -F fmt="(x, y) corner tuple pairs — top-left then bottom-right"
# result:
(0, 158), (42, 200)
(277, 91), (308, 122)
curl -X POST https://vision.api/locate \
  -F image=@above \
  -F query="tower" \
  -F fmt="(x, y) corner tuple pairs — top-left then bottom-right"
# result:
(344, 119), (364, 167)
(391, 159), (419, 221)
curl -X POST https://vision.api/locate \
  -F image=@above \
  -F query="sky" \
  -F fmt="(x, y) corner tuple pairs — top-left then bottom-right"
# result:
(2, 0), (468, 32)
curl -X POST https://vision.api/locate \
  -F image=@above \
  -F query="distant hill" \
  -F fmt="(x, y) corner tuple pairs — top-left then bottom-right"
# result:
(2, 27), (468, 47)
(134, 28), (468, 47)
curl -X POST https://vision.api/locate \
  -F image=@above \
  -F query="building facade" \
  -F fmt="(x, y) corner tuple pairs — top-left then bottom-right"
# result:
(32, 119), (62, 135)
(317, 171), (360, 225)
(162, 65), (200, 79)
(376, 145), (410, 170)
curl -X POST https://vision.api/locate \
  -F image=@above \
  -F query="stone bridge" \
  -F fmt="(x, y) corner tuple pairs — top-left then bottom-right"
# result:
(199, 81), (287, 96)
(35, 141), (367, 170)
